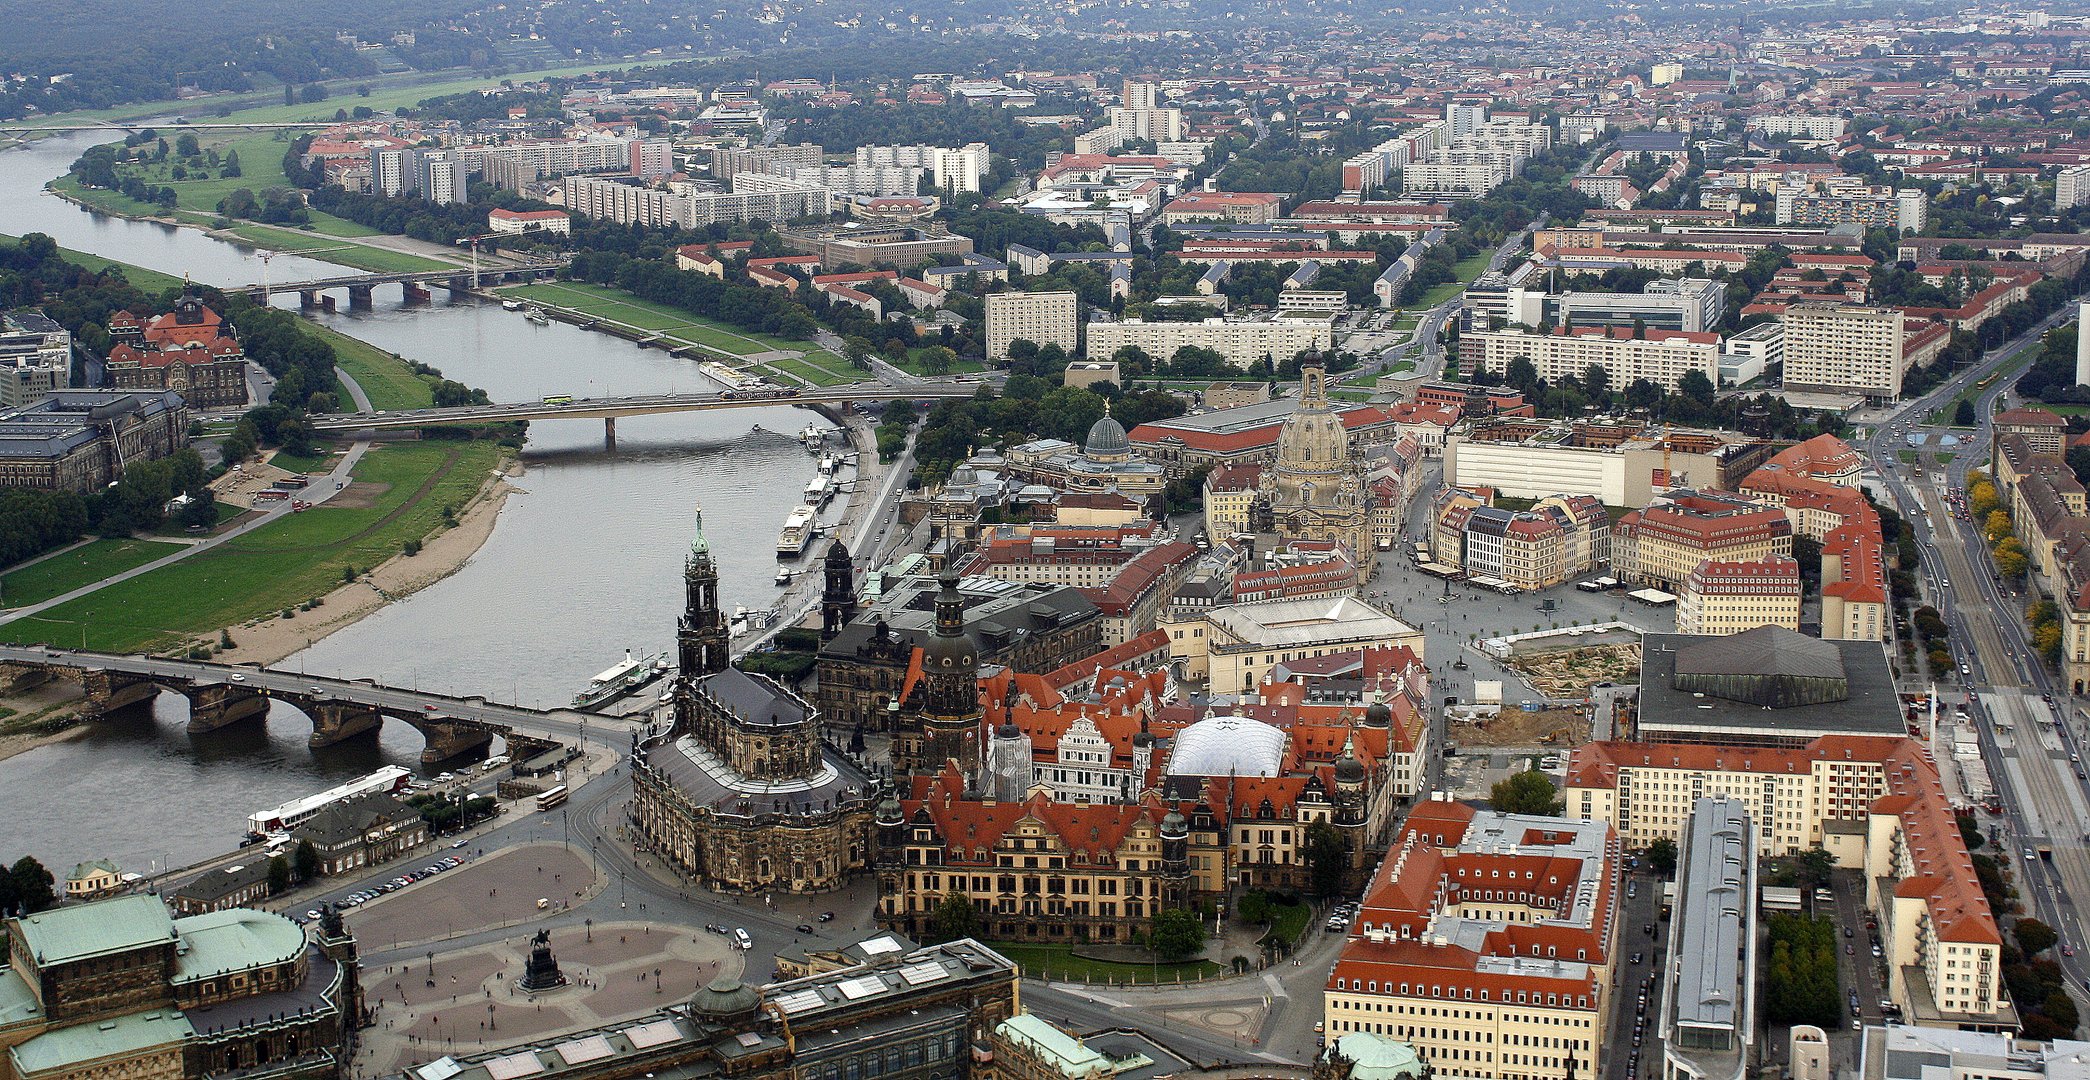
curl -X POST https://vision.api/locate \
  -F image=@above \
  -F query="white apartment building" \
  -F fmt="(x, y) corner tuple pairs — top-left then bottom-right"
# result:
(855, 144), (992, 193)
(1445, 102), (1489, 136)
(1750, 115), (1850, 140)
(791, 164), (923, 196)
(1108, 106), (1185, 143)
(1465, 326), (1722, 390)
(985, 291), (1080, 359)
(1775, 180), (1927, 234)
(1780, 303), (1907, 402)
(2059, 163), (2090, 209)
(1083, 314), (1334, 368)
(1676, 556), (1803, 635)
(1403, 161), (1510, 198)
(412, 149), (464, 205)
(562, 174), (828, 231)
(368, 146), (409, 197)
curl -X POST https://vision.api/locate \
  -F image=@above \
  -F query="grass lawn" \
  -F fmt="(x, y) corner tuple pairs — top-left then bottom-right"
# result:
(1, 441), (502, 653)
(1330, 389), (1374, 402)
(1454, 252), (1493, 281)
(221, 224), (451, 273)
(1387, 360), (1416, 374)
(1264, 901), (1313, 948)
(265, 447), (345, 474)
(505, 282), (801, 356)
(1898, 449), (1921, 465)
(990, 943), (1224, 984)
(766, 355), (859, 387)
(890, 346), (987, 377)
(310, 323), (438, 411)
(1, 540), (185, 609)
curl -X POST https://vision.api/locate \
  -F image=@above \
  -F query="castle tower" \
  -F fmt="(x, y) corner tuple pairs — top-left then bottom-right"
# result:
(1159, 808), (1191, 911)
(985, 719), (1032, 802)
(909, 567), (983, 776)
(821, 539), (857, 641)
(874, 795), (907, 927)
(1129, 719), (1156, 801)
(678, 508), (730, 678)
(1333, 730), (1368, 830)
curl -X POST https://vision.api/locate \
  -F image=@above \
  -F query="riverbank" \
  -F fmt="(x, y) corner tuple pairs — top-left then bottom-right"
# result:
(213, 455), (521, 668)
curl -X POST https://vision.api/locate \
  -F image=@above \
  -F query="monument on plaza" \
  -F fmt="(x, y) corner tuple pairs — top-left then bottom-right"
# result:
(519, 929), (568, 992)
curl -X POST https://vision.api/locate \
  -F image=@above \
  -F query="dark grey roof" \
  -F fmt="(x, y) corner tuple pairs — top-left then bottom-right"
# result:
(1638, 631), (1903, 744)
(823, 576), (1096, 661)
(697, 667), (807, 729)
(292, 792), (418, 846)
(1674, 625), (1843, 680)
(173, 859), (271, 903)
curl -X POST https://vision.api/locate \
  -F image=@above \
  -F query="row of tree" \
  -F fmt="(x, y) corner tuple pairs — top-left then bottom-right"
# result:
(1763, 914), (1845, 1029)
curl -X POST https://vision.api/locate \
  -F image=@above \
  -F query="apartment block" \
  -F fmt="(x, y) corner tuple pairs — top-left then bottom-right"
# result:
(855, 144), (991, 193)
(562, 174), (828, 231)
(709, 142), (824, 182)
(985, 291), (1080, 359)
(1463, 325), (1721, 390)
(1779, 303), (1908, 402)
(2059, 163), (2090, 209)
(1775, 181), (1926, 234)
(1083, 314), (1333, 368)
(1750, 115), (1850, 140)
(0, 311), (71, 409)
(1324, 803), (1618, 1080)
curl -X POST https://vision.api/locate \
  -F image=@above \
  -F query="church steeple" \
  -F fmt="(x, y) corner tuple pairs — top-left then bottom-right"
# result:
(821, 539), (857, 641)
(678, 508), (729, 677)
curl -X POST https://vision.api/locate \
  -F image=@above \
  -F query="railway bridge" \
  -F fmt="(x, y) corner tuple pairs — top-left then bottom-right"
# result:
(0, 646), (608, 764)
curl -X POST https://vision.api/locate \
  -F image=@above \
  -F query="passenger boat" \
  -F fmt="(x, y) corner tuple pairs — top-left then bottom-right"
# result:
(572, 650), (669, 710)
(777, 506), (817, 558)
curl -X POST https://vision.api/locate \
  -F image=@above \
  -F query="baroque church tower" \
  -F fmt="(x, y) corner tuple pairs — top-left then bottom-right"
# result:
(898, 568), (984, 776)
(677, 508), (730, 678)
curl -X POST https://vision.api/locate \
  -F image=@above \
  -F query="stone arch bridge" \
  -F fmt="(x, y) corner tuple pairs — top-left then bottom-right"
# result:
(0, 645), (602, 764)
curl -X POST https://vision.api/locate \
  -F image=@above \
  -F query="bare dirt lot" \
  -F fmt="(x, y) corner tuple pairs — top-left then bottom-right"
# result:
(1449, 706), (1589, 748)
(1501, 641), (1642, 700)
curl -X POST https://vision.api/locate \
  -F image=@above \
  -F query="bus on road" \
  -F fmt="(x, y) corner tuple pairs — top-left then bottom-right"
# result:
(542, 395), (574, 406)
(536, 785), (568, 812)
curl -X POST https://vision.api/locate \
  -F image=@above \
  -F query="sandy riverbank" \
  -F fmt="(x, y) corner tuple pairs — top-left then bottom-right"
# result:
(214, 459), (523, 668)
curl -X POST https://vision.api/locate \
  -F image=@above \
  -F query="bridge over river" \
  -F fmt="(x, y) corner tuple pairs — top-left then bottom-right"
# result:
(0, 645), (616, 764)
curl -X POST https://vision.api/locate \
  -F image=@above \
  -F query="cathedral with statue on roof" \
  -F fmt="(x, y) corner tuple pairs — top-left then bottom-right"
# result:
(1249, 352), (1377, 573)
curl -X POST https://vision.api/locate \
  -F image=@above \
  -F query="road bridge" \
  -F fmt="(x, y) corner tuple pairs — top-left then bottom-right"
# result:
(0, 646), (613, 764)
(0, 122), (335, 134)
(245, 261), (567, 309)
(307, 383), (981, 445)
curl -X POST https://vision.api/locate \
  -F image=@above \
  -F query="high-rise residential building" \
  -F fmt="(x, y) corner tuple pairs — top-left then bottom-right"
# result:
(1650, 61), (1685, 85)
(985, 290), (1079, 359)
(630, 137), (674, 178)
(2060, 164), (2090, 209)
(1107, 106), (1184, 142)
(2078, 301), (2090, 387)
(562, 175), (828, 230)
(1780, 302), (1908, 402)
(1122, 80), (1160, 109)
(1774, 179), (1925, 233)
(1444, 102), (1489, 136)
(1323, 803), (1619, 1080)
(411, 148), (464, 205)
(709, 142), (824, 183)
(854, 144), (991, 193)
(368, 145), (408, 196)
(1750, 115), (1850, 140)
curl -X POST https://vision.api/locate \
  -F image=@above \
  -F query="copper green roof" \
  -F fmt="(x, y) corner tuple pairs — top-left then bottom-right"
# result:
(10, 895), (175, 966)
(170, 908), (307, 985)
(9, 1010), (194, 1077)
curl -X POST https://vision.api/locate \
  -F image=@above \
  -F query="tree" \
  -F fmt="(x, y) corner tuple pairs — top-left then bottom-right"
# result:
(267, 855), (292, 895)
(1645, 837), (1678, 878)
(1954, 398), (1978, 426)
(1792, 849), (1836, 893)
(1149, 908), (1208, 961)
(1969, 479), (2001, 517)
(9, 857), (55, 913)
(294, 839), (320, 883)
(1489, 769), (1563, 816)
(1996, 538), (2030, 579)
(1679, 369), (1716, 406)
(222, 150), (241, 178)
(1985, 510), (2014, 543)
(2018, 917), (2060, 958)
(920, 346), (957, 376)
(1304, 819), (1351, 898)
(1581, 363), (1611, 402)
(1236, 889), (1274, 925)
(929, 893), (978, 943)
(175, 132), (200, 157)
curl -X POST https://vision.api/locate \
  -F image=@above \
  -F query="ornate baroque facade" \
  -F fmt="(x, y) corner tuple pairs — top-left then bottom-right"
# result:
(630, 511), (881, 894)
(1254, 354), (1377, 573)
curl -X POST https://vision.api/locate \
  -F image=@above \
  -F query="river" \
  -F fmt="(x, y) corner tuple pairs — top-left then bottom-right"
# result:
(0, 131), (829, 873)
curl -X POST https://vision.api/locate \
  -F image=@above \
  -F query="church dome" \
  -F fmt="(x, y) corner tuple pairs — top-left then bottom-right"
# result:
(825, 539), (851, 566)
(1335, 746), (1366, 784)
(690, 977), (760, 1019)
(1363, 701), (1392, 728)
(1085, 413), (1130, 457)
(996, 719), (1023, 740)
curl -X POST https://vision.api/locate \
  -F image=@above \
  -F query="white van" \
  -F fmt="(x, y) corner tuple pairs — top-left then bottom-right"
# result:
(733, 928), (752, 950)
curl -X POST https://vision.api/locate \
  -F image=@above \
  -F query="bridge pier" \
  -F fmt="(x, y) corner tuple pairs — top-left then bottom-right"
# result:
(403, 282), (431, 304)
(187, 684), (270, 733)
(604, 416), (617, 450)
(348, 284), (374, 310)
(320, 294), (338, 314)
(308, 702), (383, 748)
(406, 718), (496, 764)
(300, 290), (320, 309)
(81, 669), (160, 721)
(446, 275), (473, 294)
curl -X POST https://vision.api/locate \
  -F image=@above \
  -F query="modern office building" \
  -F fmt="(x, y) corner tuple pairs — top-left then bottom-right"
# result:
(0, 312), (70, 409)
(985, 290), (1080, 359)
(1631, 626), (1907, 745)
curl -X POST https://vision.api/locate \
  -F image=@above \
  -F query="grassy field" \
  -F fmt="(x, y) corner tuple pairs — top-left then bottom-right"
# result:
(505, 282), (805, 356)
(315, 326), (439, 411)
(1, 441), (502, 653)
(991, 943), (1224, 985)
(220, 224), (450, 273)
(1265, 901), (1313, 948)
(765, 354), (859, 387)
(1, 540), (185, 609)
(890, 346), (987, 377)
